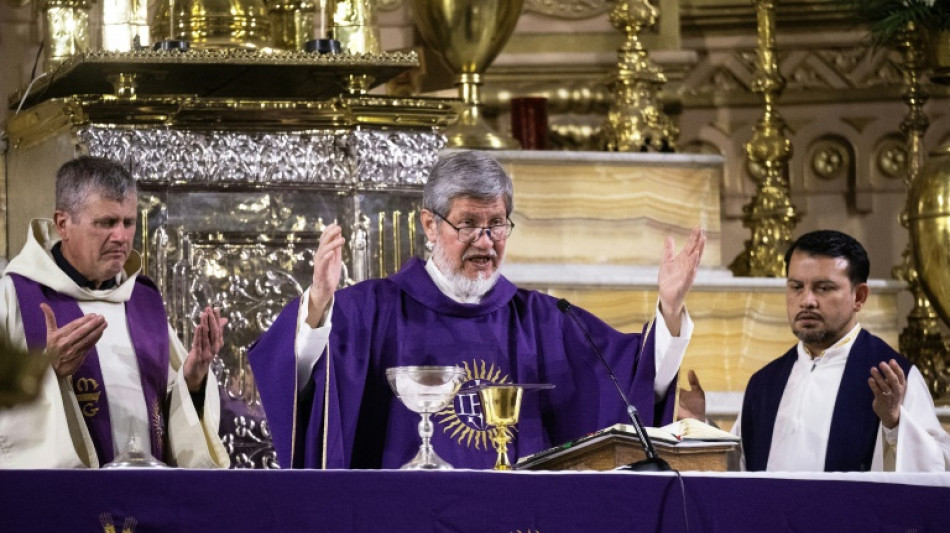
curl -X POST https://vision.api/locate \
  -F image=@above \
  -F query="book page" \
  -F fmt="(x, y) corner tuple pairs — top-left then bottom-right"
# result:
(659, 418), (740, 442)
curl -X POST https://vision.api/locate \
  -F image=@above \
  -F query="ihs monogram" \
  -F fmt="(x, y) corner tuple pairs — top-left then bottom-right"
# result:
(435, 360), (513, 450)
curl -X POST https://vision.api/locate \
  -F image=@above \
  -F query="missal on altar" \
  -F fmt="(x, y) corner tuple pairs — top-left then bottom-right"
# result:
(650, 418), (741, 443)
(514, 420), (740, 470)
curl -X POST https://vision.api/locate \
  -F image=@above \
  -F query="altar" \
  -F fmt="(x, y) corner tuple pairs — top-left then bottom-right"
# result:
(1, 469), (947, 531)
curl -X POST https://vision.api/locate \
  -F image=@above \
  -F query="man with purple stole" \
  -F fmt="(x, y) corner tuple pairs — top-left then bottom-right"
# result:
(732, 230), (949, 471)
(250, 151), (706, 469)
(0, 157), (229, 468)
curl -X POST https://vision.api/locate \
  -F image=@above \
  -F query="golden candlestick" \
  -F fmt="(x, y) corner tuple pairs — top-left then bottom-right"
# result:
(601, 0), (678, 152)
(729, 0), (798, 277)
(898, 22), (950, 399)
(478, 385), (523, 471)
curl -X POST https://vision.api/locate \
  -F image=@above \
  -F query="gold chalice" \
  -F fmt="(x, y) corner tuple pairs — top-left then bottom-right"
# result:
(477, 383), (553, 470)
(479, 385), (522, 470)
(410, 0), (524, 149)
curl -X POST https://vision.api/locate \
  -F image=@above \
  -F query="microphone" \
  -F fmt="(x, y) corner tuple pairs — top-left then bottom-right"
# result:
(556, 298), (671, 471)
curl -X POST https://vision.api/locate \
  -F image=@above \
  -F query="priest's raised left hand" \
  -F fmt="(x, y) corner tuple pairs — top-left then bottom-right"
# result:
(184, 306), (227, 392)
(869, 359), (906, 429)
(658, 226), (706, 337)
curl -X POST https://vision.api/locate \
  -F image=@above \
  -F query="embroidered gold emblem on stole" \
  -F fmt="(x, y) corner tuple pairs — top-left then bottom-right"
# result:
(75, 377), (101, 417)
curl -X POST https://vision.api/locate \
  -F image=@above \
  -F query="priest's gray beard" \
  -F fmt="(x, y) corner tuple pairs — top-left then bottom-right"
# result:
(432, 241), (501, 302)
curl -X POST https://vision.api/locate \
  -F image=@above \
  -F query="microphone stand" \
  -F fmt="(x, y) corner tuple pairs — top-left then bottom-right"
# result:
(618, 405), (671, 472)
(557, 299), (671, 472)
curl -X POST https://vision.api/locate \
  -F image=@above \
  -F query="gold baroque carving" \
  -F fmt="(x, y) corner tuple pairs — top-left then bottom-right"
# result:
(876, 137), (908, 179)
(524, 0), (609, 19)
(809, 140), (849, 181)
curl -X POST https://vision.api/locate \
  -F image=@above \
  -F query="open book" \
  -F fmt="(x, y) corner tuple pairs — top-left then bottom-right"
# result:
(514, 419), (739, 469)
(646, 418), (740, 444)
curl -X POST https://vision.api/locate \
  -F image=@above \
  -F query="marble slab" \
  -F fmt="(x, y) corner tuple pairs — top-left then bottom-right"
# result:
(491, 151), (723, 268)
(502, 263), (903, 394)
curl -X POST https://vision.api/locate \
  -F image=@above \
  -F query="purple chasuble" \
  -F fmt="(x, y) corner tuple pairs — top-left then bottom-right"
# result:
(10, 274), (170, 466)
(741, 329), (912, 471)
(250, 257), (675, 469)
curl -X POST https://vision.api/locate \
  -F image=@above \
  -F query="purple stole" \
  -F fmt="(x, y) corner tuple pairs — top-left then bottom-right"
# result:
(741, 329), (912, 471)
(10, 274), (170, 466)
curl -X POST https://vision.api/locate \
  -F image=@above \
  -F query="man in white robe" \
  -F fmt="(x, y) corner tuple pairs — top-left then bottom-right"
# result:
(0, 156), (229, 468)
(681, 230), (950, 471)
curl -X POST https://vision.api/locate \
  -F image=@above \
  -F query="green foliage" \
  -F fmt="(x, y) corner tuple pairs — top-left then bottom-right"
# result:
(838, 0), (950, 47)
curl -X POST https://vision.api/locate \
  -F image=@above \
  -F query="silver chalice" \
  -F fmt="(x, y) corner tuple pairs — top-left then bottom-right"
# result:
(386, 365), (465, 470)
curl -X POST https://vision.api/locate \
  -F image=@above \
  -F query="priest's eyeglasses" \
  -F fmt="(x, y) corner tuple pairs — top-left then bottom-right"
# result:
(433, 212), (515, 243)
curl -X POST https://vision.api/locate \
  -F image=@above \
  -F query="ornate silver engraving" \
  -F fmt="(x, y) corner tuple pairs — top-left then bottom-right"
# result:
(78, 127), (444, 185)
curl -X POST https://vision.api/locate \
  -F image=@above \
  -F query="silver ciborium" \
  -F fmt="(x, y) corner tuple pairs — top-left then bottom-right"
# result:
(386, 365), (465, 470)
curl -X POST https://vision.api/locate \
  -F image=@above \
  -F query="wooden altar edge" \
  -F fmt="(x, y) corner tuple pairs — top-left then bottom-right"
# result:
(516, 428), (740, 472)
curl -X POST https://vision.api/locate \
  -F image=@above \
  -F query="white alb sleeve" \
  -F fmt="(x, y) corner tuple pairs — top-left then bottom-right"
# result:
(294, 288), (333, 392)
(652, 302), (693, 397)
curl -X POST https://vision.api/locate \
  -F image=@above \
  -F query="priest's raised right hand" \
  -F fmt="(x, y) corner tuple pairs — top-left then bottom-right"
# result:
(306, 223), (345, 328)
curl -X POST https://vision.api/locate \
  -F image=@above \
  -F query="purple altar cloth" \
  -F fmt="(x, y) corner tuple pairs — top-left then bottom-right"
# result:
(0, 470), (947, 532)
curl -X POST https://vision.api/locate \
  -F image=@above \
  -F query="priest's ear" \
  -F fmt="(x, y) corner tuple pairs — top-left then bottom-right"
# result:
(52, 209), (72, 240)
(852, 282), (869, 312)
(421, 209), (439, 243)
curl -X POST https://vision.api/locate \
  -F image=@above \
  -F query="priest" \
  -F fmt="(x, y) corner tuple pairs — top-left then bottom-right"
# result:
(740, 230), (950, 471)
(0, 156), (229, 469)
(250, 150), (706, 469)
(680, 230), (950, 471)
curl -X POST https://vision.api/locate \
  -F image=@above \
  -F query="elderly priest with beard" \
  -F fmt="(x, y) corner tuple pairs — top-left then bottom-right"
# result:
(250, 151), (706, 469)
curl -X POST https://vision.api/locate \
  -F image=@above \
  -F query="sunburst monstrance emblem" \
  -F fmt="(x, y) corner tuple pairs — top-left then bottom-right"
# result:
(435, 360), (513, 450)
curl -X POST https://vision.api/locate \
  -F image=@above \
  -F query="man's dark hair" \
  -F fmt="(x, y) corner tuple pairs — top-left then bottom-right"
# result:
(784, 230), (870, 285)
(55, 156), (136, 216)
